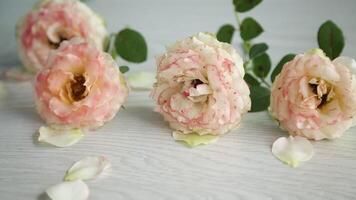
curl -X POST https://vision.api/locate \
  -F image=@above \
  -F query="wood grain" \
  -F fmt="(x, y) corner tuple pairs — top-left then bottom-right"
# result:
(0, 82), (355, 200)
(1, 0), (356, 199)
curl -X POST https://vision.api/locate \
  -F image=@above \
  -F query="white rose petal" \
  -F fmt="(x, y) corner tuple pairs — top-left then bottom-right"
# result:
(127, 71), (156, 90)
(272, 136), (314, 168)
(38, 126), (84, 147)
(64, 156), (111, 181)
(333, 56), (356, 75)
(46, 180), (89, 200)
(172, 131), (219, 148)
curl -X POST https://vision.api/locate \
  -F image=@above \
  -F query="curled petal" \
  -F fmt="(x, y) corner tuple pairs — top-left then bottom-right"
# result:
(46, 180), (89, 200)
(64, 156), (110, 181)
(272, 136), (314, 168)
(172, 131), (219, 148)
(127, 71), (156, 90)
(38, 126), (84, 147)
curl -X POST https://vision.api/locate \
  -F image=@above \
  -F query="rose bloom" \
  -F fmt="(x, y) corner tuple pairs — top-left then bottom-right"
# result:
(17, 0), (107, 72)
(35, 38), (128, 129)
(270, 49), (356, 140)
(151, 33), (251, 135)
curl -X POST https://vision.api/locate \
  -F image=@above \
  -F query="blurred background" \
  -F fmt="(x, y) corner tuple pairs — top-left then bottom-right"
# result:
(0, 0), (355, 73)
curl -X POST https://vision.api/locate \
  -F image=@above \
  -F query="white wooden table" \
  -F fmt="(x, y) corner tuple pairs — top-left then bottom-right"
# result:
(1, 0), (356, 199)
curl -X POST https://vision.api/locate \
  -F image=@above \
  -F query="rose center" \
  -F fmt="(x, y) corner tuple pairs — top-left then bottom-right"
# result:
(308, 78), (334, 109)
(191, 79), (203, 88)
(48, 34), (70, 49)
(70, 75), (87, 102)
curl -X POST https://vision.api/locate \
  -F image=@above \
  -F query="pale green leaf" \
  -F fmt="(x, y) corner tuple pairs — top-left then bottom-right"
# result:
(46, 180), (89, 200)
(38, 126), (84, 147)
(172, 131), (219, 148)
(127, 71), (156, 91)
(64, 156), (110, 181)
(272, 136), (314, 168)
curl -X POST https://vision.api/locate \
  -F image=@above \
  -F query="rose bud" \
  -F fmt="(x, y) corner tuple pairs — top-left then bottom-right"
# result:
(35, 38), (128, 129)
(270, 49), (356, 140)
(152, 33), (251, 136)
(17, 0), (107, 72)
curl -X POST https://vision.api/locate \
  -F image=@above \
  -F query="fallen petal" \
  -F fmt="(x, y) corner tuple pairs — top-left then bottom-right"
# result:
(172, 131), (219, 148)
(46, 180), (89, 200)
(272, 136), (314, 168)
(127, 71), (155, 90)
(64, 156), (111, 181)
(38, 126), (84, 147)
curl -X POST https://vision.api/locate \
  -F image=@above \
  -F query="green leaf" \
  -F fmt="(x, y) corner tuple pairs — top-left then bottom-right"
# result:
(244, 73), (260, 87)
(252, 53), (271, 78)
(172, 132), (219, 148)
(233, 0), (262, 13)
(250, 86), (270, 112)
(249, 43), (268, 59)
(271, 54), (296, 83)
(119, 66), (129, 74)
(216, 24), (235, 43)
(317, 20), (344, 59)
(115, 28), (148, 63)
(240, 17), (263, 41)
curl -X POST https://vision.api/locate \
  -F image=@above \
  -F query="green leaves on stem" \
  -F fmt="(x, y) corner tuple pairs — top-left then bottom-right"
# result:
(217, 24), (235, 43)
(105, 28), (148, 63)
(249, 43), (268, 59)
(119, 66), (130, 74)
(252, 53), (271, 78)
(317, 20), (344, 59)
(249, 85), (270, 112)
(240, 17), (263, 41)
(244, 73), (260, 87)
(115, 28), (148, 63)
(233, 0), (262, 13)
(104, 28), (148, 73)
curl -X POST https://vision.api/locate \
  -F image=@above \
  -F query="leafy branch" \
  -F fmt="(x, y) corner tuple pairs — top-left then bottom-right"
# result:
(104, 28), (148, 74)
(216, 0), (345, 112)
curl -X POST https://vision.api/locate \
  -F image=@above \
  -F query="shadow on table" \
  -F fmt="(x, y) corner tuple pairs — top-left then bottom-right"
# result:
(37, 193), (50, 200)
(124, 105), (167, 129)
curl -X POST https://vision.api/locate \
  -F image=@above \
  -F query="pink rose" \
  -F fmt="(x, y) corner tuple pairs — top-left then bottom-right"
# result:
(151, 33), (251, 135)
(17, 0), (107, 72)
(270, 49), (356, 140)
(35, 38), (128, 129)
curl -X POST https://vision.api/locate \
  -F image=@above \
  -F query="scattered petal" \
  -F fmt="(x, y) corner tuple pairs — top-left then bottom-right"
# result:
(38, 126), (84, 147)
(64, 156), (110, 181)
(127, 71), (155, 90)
(46, 180), (89, 200)
(272, 136), (314, 168)
(172, 131), (219, 148)
(3, 67), (34, 81)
